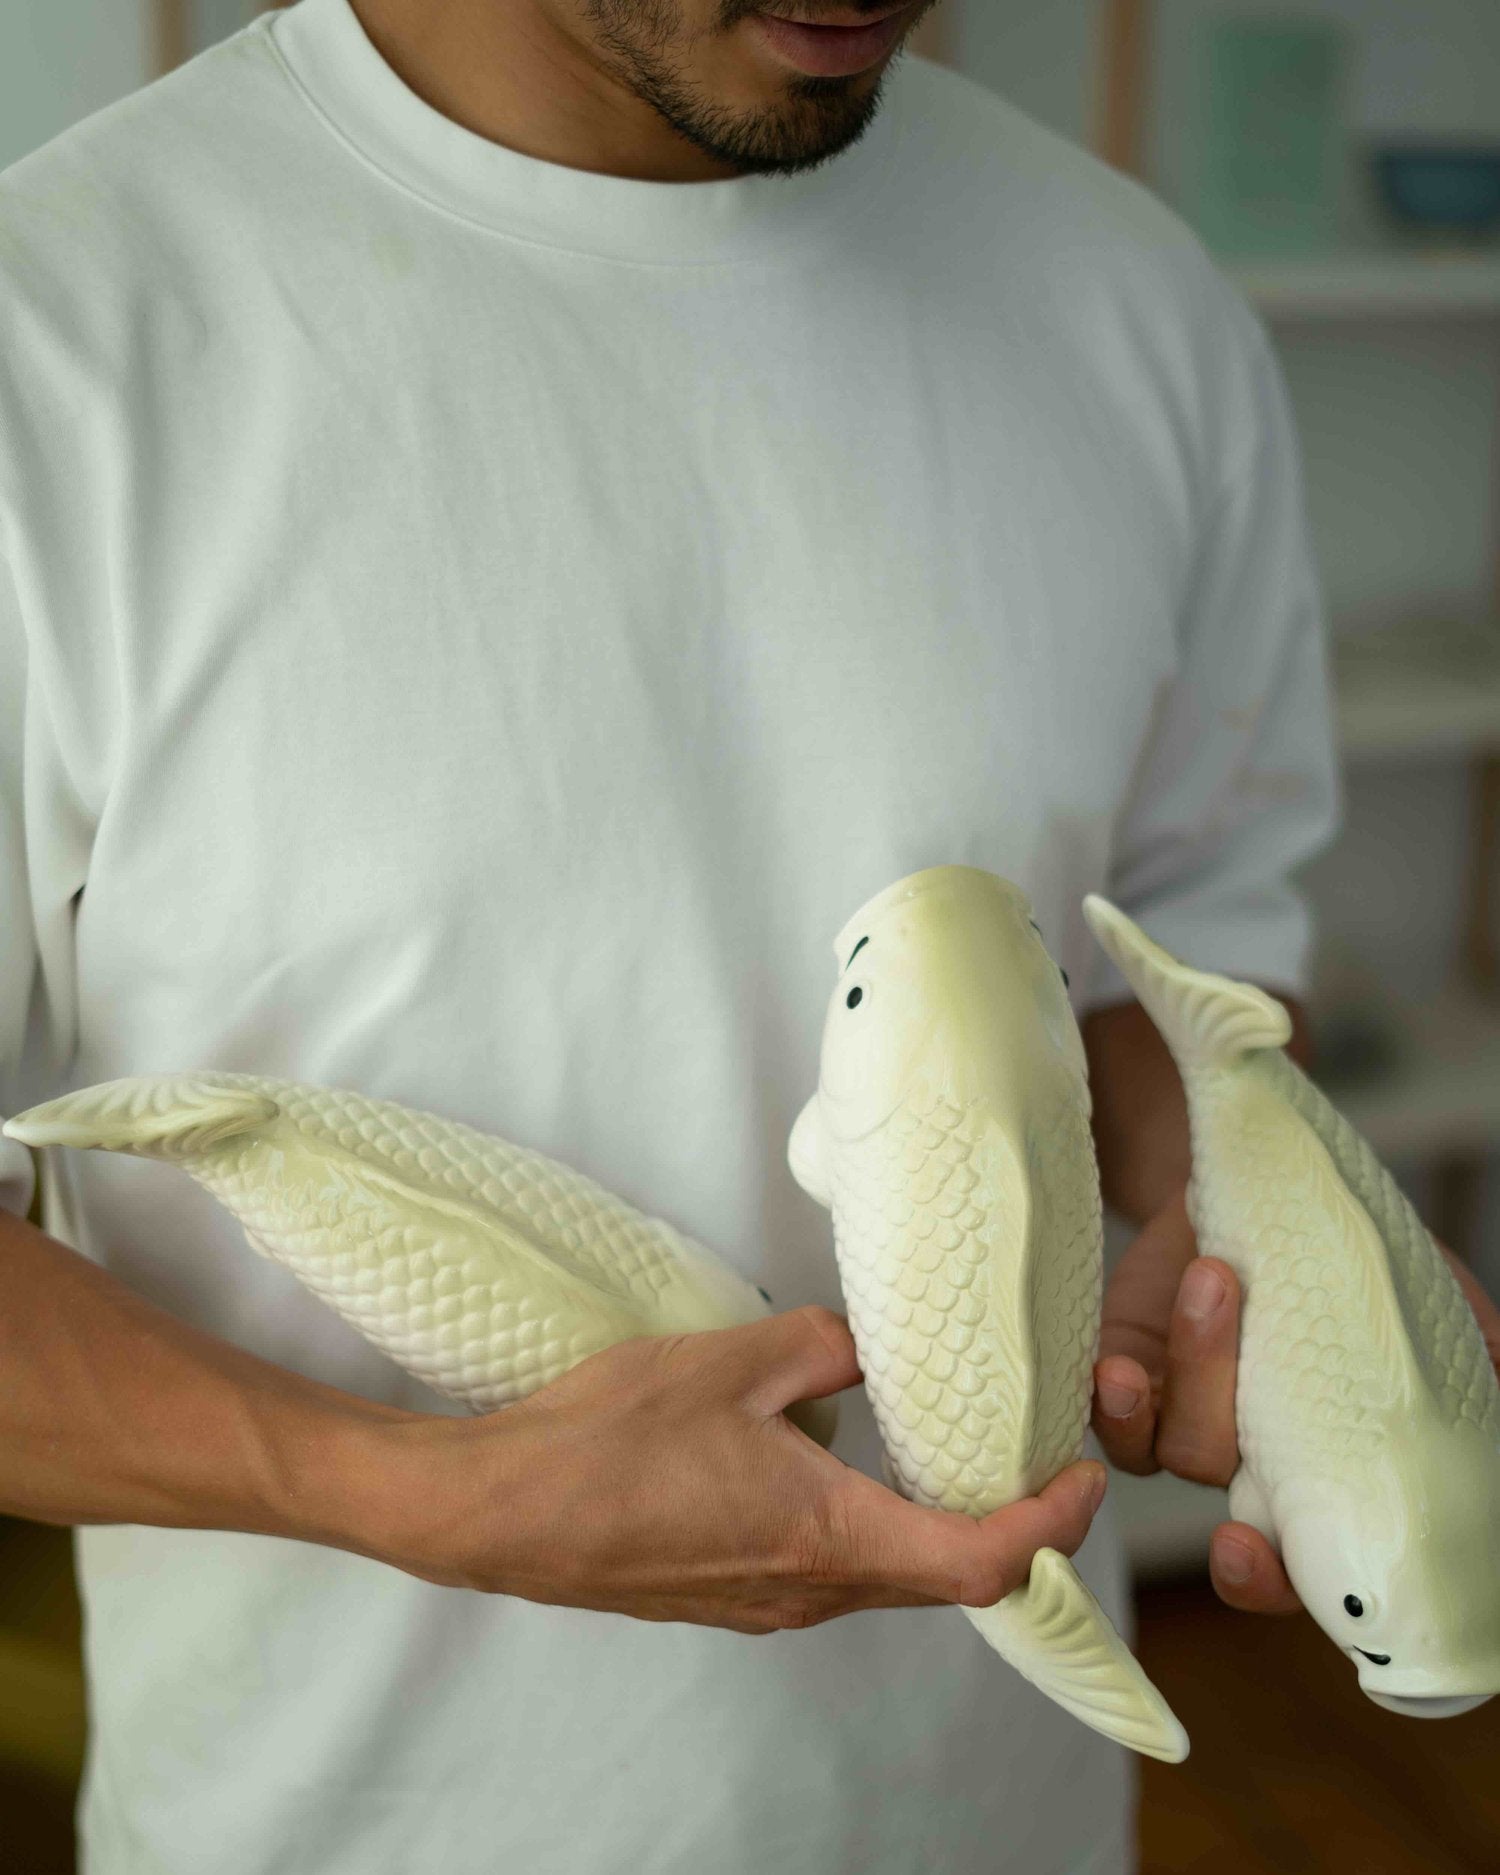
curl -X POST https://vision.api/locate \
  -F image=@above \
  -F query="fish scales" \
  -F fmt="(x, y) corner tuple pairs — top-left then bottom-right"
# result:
(193, 1131), (618, 1410)
(1186, 1067), (1394, 1479)
(1258, 1051), (1500, 1439)
(830, 1082), (1025, 1515)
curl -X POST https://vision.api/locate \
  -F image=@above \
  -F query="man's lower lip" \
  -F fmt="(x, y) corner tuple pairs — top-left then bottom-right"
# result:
(750, 8), (911, 79)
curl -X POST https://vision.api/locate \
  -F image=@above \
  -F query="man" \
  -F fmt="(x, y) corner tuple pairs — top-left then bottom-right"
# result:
(3, 2), (1493, 1871)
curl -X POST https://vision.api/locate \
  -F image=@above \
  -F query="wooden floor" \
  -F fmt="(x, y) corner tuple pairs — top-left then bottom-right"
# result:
(4, 1523), (1500, 1873)
(1136, 1577), (1500, 1873)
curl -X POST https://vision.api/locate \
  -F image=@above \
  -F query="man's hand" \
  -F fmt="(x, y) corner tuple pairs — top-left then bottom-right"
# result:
(1089, 1191), (1500, 1619)
(380, 1307), (1107, 1635)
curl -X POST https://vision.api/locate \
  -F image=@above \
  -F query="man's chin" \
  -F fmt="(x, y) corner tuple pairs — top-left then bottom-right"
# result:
(661, 72), (888, 177)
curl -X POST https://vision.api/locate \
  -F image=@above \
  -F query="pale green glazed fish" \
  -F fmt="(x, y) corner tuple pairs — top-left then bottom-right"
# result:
(1085, 895), (1500, 1719)
(3, 1075), (833, 1445)
(789, 865), (1189, 1763)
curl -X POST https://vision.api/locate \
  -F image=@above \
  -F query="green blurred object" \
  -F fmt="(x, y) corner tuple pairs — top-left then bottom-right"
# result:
(1186, 17), (1347, 257)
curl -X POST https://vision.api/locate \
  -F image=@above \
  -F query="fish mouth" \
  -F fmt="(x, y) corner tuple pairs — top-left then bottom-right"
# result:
(1363, 1689), (1495, 1720)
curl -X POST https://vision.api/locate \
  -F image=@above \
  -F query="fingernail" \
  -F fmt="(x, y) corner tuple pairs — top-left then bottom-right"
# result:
(1179, 1263), (1227, 1324)
(1096, 1379), (1141, 1420)
(1215, 1536), (1254, 1585)
(1083, 1464), (1107, 1513)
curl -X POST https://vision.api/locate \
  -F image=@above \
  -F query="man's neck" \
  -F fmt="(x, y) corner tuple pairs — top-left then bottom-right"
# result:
(349, 0), (745, 182)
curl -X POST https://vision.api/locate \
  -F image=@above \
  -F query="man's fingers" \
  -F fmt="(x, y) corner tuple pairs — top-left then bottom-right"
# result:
(1209, 1522), (1302, 1615)
(858, 1460), (1107, 1608)
(717, 1306), (862, 1417)
(1090, 1353), (1159, 1474)
(1096, 1192), (1197, 1375)
(1154, 1258), (1241, 1488)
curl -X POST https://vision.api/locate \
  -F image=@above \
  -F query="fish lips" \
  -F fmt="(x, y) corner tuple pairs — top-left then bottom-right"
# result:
(1356, 1657), (1500, 1719)
(1363, 1688), (1494, 1720)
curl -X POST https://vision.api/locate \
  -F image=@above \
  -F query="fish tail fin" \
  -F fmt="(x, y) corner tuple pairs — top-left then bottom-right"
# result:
(1082, 896), (1291, 1072)
(4, 1075), (279, 1161)
(966, 1548), (1189, 1763)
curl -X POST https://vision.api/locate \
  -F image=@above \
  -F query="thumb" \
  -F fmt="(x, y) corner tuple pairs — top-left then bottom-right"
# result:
(704, 1306), (862, 1417)
(964, 1461), (1107, 1602)
(861, 1459), (1107, 1607)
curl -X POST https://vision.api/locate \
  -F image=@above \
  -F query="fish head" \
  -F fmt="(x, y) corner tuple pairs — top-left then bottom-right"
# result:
(814, 865), (1080, 1143)
(1279, 1425), (1500, 1719)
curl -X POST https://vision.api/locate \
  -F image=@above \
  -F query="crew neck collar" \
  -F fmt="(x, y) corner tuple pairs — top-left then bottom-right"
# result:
(268, 0), (904, 267)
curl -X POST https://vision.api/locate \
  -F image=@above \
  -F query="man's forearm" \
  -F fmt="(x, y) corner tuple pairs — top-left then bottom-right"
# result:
(0, 1206), (407, 1547)
(1083, 993), (1311, 1227)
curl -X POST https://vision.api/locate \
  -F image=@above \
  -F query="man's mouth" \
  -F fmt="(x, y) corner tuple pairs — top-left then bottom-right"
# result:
(749, 3), (917, 80)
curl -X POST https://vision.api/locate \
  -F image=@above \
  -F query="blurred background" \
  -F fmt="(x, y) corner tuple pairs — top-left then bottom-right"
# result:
(3, 1), (1500, 1869)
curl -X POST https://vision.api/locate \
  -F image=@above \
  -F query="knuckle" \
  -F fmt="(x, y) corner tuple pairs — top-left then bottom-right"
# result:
(791, 1488), (858, 1584)
(957, 1558), (1012, 1609)
(772, 1596), (832, 1632)
(1156, 1426), (1230, 1488)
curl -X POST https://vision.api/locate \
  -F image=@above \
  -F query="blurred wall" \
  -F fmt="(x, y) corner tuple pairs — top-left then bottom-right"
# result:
(0, 1), (149, 171)
(953, 0), (1500, 1289)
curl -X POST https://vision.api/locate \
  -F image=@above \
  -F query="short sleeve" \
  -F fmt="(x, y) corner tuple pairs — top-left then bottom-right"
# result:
(0, 559), (39, 1212)
(0, 551), (88, 1216)
(1085, 314), (1341, 1010)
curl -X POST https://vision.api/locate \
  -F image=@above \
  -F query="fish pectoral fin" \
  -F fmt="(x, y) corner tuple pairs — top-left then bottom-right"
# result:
(787, 1094), (831, 1208)
(1227, 1466), (1279, 1548)
(965, 1548), (1190, 1763)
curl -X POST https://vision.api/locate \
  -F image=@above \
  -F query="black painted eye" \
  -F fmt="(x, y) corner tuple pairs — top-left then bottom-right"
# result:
(845, 986), (863, 1010)
(1060, 968), (1071, 989)
(1344, 1595), (1364, 1618)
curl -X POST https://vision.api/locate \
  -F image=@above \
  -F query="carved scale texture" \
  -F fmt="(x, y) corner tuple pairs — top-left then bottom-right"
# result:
(827, 1075), (1099, 1515)
(170, 1074), (709, 1413)
(1260, 1051), (1500, 1441)
(1185, 1057), (1430, 1489)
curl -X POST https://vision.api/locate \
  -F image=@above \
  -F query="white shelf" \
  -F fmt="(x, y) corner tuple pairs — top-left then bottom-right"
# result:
(1324, 985), (1500, 1161)
(1333, 619), (1500, 763)
(1228, 251), (1500, 320)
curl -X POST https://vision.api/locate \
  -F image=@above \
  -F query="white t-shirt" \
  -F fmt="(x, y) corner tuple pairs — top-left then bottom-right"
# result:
(0, 3), (1338, 1870)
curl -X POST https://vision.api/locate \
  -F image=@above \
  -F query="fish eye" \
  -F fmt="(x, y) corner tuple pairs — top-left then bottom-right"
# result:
(845, 986), (864, 1010)
(1344, 1595), (1364, 1618)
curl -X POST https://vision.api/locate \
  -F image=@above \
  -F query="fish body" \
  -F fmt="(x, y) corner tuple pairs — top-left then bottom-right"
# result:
(3, 1073), (822, 1431)
(1085, 895), (1500, 1718)
(790, 865), (1188, 1761)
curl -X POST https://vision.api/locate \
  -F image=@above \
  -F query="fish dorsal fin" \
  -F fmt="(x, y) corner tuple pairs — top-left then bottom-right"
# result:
(966, 1549), (1189, 1762)
(5, 1075), (279, 1159)
(788, 1094), (831, 1209)
(1083, 897), (1291, 1071)
(1258, 1052), (1498, 1434)
(1021, 1093), (1104, 1488)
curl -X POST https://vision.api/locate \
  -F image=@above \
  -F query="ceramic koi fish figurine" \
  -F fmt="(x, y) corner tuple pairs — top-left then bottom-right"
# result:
(3, 1075), (834, 1446)
(1084, 895), (1500, 1719)
(788, 865), (1189, 1762)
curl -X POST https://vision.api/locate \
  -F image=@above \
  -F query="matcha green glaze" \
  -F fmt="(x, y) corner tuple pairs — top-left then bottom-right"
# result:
(791, 866), (1188, 1763)
(4, 1074), (832, 1447)
(1086, 895), (1500, 1719)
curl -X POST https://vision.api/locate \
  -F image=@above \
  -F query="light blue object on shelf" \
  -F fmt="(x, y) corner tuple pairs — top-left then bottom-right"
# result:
(1185, 17), (1348, 258)
(1371, 143), (1500, 241)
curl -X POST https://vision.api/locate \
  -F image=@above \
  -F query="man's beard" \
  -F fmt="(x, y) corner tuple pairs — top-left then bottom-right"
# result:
(583, 0), (907, 177)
